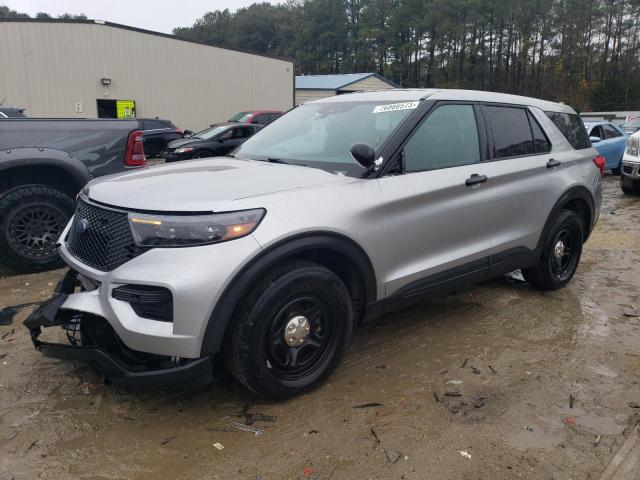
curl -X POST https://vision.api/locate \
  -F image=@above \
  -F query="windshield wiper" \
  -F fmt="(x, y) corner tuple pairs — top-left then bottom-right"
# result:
(266, 157), (288, 164)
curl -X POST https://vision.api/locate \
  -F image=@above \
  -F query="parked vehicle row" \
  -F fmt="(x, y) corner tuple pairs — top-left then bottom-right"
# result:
(25, 89), (603, 400)
(584, 121), (628, 174)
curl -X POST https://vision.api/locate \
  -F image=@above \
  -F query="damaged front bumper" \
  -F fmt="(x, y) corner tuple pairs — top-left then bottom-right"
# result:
(24, 270), (214, 388)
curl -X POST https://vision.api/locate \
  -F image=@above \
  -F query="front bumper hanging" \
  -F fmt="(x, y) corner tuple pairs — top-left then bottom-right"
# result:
(24, 269), (214, 388)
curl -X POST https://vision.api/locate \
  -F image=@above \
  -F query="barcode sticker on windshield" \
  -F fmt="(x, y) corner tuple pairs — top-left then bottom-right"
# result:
(373, 101), (419, 114)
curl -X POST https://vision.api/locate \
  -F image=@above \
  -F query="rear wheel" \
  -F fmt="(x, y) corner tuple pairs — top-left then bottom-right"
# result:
(523, 210), (583, 291)
(224, 261), (353, 400)
(621, 174), (640, 195)
(0, 185), (75, 273)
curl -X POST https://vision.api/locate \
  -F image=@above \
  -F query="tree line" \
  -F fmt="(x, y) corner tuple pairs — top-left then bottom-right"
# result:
(173, 0), (640, 111)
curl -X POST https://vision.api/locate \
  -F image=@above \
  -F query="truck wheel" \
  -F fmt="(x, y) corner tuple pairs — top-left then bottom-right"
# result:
(621, 174), (639, 195)
(0, 185), (75, 273)
(522, 210), (583, 291)
(224, 261), (353, 400)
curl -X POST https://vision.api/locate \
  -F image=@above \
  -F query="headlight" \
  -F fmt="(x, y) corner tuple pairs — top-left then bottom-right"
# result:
(128, 209), (265, 247)
(175, 147), (194, 154)
(626, 138), (639, 157)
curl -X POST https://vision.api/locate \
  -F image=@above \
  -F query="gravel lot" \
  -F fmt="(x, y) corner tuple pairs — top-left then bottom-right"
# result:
(0, 175), (639, 479)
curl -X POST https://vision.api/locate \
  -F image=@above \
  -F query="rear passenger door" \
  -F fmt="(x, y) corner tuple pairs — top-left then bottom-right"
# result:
(479, 104), (560, 270)
(377, 103), (496, 296)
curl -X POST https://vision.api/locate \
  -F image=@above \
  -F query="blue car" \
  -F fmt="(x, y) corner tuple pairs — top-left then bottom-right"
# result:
(584, 121), (628, 174)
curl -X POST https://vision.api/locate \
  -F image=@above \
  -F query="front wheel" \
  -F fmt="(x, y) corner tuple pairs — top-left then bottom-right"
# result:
(224, 261), (353, 400)
(523, 210), (584, 290)
(0, 185), (75, 273)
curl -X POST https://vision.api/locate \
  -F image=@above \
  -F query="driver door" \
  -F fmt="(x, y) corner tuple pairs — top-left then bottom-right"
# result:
(377, 103), (495, 297)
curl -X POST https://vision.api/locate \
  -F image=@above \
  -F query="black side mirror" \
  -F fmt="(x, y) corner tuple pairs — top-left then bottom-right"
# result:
(350, 142), (376, 169)
(183, 130), (193, 137)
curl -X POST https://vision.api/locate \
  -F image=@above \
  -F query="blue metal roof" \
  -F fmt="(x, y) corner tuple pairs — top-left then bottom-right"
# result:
(295, 73), (398, 90)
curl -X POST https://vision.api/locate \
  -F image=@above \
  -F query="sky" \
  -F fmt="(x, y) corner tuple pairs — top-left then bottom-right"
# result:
(4, 0), (277, 33)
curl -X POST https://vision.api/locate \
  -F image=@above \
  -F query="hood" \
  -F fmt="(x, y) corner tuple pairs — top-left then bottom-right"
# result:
(87, 158), (350, 211)
(166, 137), (205, 150)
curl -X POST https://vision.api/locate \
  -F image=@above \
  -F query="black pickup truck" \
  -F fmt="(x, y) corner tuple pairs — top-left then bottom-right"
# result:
(0, 118), (145, 273)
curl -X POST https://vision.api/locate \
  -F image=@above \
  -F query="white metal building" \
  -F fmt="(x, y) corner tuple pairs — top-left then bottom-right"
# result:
(295, 73), (399, 104)
(0, 19), (295, 131)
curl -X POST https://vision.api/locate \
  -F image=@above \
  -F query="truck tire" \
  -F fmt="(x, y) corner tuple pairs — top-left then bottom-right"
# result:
(0, 185), (75, 273)
(522, 210), (584, 291)
(224, 261), (353, 400)
(620, 174), (640, 195)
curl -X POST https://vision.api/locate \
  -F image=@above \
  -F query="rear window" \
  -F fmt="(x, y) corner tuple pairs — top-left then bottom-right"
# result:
(483, 106), (536, 158)
(545, 111), (591, 149)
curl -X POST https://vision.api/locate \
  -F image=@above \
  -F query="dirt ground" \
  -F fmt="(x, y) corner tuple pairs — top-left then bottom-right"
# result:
(1, 175), (639, 480)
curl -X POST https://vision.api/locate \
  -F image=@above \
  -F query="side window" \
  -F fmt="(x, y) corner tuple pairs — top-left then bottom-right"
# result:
(253, 114), (269, 124)
(484, 106), (535, 158)
(528, 112), (551, 153)
(603, 124), (622, 139)
(591, 125), (604, 140)
(545, 112), (591, 149)
(404, 104), (480, 173)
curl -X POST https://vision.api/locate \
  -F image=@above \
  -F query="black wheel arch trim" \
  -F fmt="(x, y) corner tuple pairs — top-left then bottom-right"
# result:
(200, 231), (377, 356)
(0, 148), (91, 192)
(536, 185), (596, 251)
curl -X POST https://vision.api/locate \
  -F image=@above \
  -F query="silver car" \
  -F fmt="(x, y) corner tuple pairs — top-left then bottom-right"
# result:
(621, 130), (640, 194)
(26, 89), (602, 399)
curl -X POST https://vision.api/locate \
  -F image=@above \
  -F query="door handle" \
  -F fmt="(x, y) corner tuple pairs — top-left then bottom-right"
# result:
(547, 158), (561, 168)
(465, 174), (488, 186)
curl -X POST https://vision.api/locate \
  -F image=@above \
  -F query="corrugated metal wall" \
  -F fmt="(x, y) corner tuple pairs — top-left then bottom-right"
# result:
(0, 21), (294, 131)
(340, 76), (395, 91)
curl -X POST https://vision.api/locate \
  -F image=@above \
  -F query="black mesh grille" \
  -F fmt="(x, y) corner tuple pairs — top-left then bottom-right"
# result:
(66, 198), (147, 271)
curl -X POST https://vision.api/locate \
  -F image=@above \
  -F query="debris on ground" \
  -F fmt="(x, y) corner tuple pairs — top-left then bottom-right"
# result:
(461, 358), (468, 368)
(383, 448), (402, 463)
(458, 450), (472, 459)
(623, 306), (640, 318)
(228, 421), (265, 436)
(0, 300), (45, 325)
(303, 466), (313, 476)
(593, 434), (602, 447)
(239, 405), (277, 425)
(445, 391), (463, 397)
(374, 364), (386, 369)
(370, 427), (380, 448)
(570, 395), (576, 409)
(565, 416), (575, 427)
(446, 380), (462, 385)
(628, 402), (640, 408)
(160, 435), (176, 445)
(308, 429), (318, 434)
(488, 365), (497, 374)
(525, 425), (534, 432)
(212, 442), (224, 450)
(0, 353), (7, 360)
(433, 392), (440, 402)
(471, 367), (481, 374)
(353, 402), (384, 409)
(1, 328), (14, 340)
(472, 397), (486, 408)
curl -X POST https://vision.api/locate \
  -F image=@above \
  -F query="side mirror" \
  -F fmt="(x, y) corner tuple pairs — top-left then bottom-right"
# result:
(183, 130), (193, 137)
(590, 136), (602, 144)
(350, 142), (376, 169)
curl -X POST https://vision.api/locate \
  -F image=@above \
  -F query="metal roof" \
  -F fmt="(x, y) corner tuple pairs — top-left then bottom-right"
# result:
(295, 73), (398, 90)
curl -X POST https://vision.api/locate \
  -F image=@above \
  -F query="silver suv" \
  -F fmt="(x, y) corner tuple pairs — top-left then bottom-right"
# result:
(26, 89), (602, 399)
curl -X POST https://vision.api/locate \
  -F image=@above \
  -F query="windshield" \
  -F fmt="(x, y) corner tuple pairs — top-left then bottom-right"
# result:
(234, 100), (418, 171)
(194, 125), (230, 140)
(621, 118), (640, 128)
(228, 111), (252, 122)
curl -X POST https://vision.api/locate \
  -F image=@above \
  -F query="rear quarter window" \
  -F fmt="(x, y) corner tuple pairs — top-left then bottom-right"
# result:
(545, 111), (591, 149)
(483, 105), (536, 158)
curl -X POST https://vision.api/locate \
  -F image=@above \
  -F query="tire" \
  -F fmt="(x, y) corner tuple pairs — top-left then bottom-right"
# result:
(522, 210), (584, 291)
(0, 185), (75, 273)
(224, 261), (353, 400)
(621, 174), (640, 195)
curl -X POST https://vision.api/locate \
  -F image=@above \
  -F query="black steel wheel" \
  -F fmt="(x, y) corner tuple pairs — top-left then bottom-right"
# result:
(224, 261), (353, 400)
(0, 185), (75, 273)
(523, 209), (584, 290)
